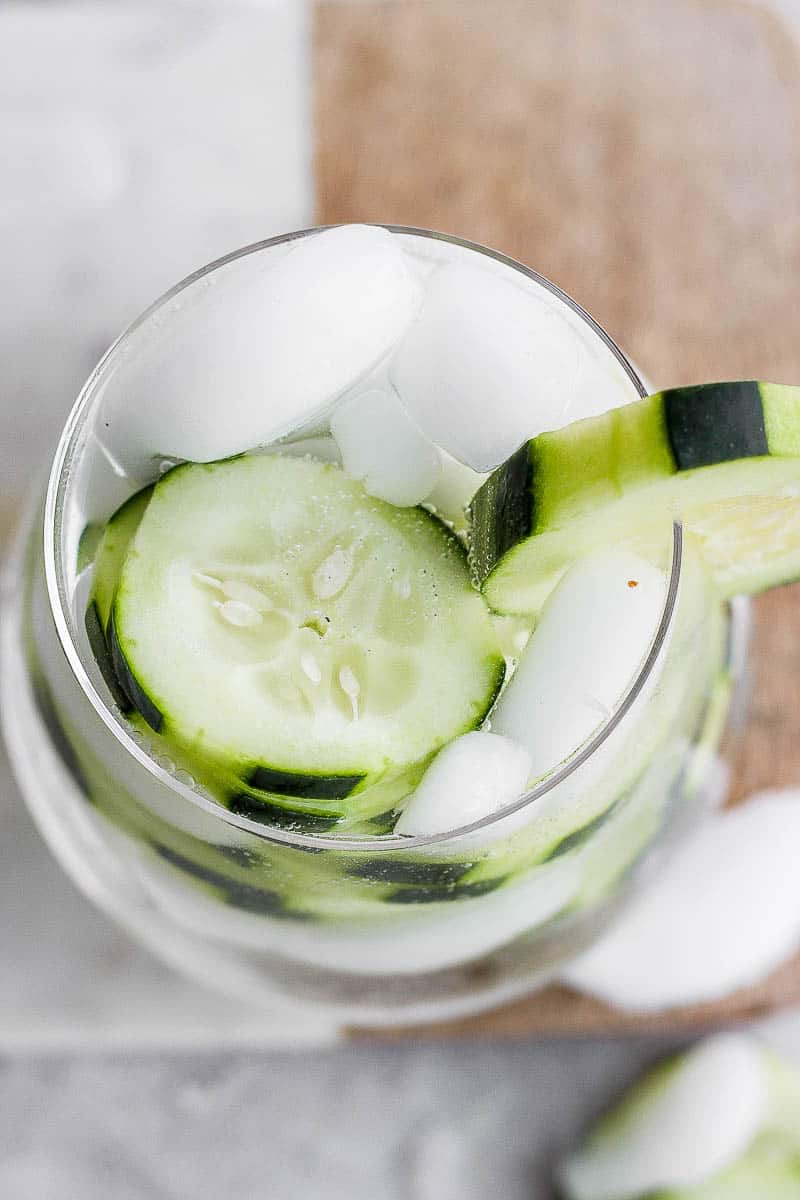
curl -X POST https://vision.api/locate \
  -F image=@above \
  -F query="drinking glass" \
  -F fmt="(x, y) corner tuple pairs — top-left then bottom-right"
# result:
(0, 228), (741, 1024)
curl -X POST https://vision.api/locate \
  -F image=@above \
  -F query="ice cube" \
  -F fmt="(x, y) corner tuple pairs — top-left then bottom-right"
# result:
(559, 1034), (769, 1200)
(265, 434), (342, 464)
(563, 792), (800, 1011)
(98, 225), (422, 473)
(491, 548), (666, 778)
(330, 387), (441, 506)
(395, 731), (533, 836)
(424, 450), (485, 535)
(391, 262), (634, 471)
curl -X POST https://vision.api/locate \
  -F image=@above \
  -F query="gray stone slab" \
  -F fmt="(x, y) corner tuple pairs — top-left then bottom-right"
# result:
(0, 1038), (683, 1200)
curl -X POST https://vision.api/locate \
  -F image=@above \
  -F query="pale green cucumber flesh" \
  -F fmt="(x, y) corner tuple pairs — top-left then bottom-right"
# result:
(112, 455), (504, 808)
(653, 1151), (800, 1199)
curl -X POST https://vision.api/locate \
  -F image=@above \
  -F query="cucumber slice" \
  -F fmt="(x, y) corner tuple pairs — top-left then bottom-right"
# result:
(112, 455), (504, 805)
(560, 1037), (800, 1200)
(559, 1034), (769, 1200)
(470, 381), (800, 613)
(228, 792), (344, 833)
(654, 1152), (800, 1200)
(83, 486), (154, 713)
(77, 521), (103, 574)
(91, 485), (154, 631)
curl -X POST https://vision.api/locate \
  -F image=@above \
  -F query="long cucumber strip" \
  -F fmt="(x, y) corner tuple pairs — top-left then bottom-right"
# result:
(470, 382), (800, 613)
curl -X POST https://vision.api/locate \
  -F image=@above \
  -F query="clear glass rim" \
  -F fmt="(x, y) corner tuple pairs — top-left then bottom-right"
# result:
(43, 223), (669, 853)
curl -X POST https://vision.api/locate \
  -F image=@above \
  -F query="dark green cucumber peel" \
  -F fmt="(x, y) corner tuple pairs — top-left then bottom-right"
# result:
(85, 600), (132, 714)
(108, 607), (164, 733)
(228, 792), (343, 833)
(346, 858), (475, 886)
(153, 844), (310, 920)
(468, 442), (534, 591)
(385, 876), (506, 904)
(664, 381), (768, 469)
(247, 765), (364, 802)
(470, 380), (800, 599)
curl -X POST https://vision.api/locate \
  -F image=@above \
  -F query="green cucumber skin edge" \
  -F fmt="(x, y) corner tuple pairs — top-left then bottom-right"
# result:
(108, 605), (164, 732)
(469, 381), (800, 603)
(91, 484), (155, 631)
(247, 764), (364, 802)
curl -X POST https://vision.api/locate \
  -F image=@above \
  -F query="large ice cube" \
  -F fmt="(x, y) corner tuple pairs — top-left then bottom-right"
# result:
(330, 387), (441, 506)
(395, 731), (533, 836)
(391, 262), (635, 471)
(563, 792), (800, 1011)
(491, 548), (666, 779)
(98, 225), (422, 473)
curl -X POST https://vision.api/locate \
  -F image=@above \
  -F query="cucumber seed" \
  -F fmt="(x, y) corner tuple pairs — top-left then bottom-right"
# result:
(339, 665), (360, 721)
(301, 652), (322, 685)
(218, 599), (262, 628)
(313, 547), (353, 599)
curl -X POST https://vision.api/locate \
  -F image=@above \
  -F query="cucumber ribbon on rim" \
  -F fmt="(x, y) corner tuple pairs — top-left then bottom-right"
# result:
(469, 381), (800, 613)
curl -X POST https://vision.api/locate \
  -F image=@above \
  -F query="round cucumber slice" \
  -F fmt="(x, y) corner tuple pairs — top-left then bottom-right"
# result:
(112, 455), (504, 803)
(470, 381), (800, 613)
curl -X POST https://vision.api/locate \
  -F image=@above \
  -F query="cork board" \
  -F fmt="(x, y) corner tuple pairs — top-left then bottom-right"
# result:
(314, 0), (800, 1036)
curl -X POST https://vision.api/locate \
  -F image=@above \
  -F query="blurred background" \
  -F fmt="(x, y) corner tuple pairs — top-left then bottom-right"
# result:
(3, 1), (800, 1196)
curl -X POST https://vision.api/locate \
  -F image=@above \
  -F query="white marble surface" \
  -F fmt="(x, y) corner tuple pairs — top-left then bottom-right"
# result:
(2, 1016), (797, 1200)
(0, 1035), (688, 1200)
(0, 0), (312, 501)
(0, 735), (340, 1052)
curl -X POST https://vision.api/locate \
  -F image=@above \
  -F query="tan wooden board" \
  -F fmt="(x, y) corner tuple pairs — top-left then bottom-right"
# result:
(314, 0), (800, 1036)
